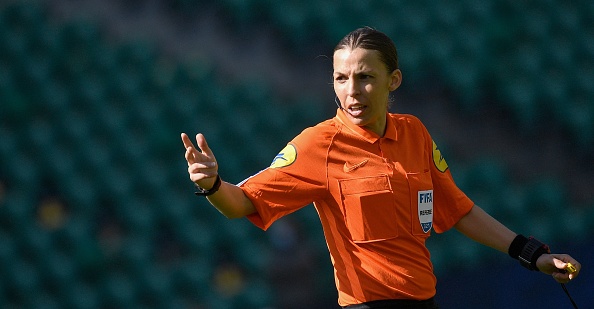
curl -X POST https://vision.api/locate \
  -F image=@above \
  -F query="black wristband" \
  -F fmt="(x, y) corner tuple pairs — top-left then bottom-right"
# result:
(509, 234), (551, 271)
(508, 234), (529, 260)
(518, 236), (550, 271)
(194, 175), (222, 196)
(509, 235), (551, 270)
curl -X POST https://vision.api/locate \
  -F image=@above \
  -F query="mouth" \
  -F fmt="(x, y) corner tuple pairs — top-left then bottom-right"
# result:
(346, 104), (367, 117)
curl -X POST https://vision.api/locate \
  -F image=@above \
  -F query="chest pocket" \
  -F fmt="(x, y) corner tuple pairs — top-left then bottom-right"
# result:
(407, 170), (434, 236)
(338, 175), (398, 243)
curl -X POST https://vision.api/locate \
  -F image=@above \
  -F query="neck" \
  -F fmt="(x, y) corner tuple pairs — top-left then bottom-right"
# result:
(366, 114), (387, 137)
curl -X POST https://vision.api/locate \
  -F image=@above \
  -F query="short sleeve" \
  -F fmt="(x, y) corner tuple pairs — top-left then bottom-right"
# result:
(240, 127), (330, 230)
(420, 123), (474, 232)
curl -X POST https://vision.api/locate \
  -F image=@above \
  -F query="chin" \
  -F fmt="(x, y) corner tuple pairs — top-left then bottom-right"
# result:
(346, 115), (366, 126)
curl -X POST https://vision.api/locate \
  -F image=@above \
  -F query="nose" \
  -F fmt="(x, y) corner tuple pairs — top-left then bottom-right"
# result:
(346, 78), (359, 97)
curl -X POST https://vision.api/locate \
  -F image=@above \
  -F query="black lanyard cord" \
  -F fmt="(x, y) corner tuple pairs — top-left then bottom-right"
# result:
(561, 283), (578, 309)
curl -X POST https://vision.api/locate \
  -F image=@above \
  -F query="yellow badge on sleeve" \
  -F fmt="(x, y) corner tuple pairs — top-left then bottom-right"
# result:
(432, 140), (448, 173)
(270, 144), (297, 168)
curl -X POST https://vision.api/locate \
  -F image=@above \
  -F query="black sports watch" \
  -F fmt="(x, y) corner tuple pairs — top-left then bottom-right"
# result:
(194, 175), (222, 196)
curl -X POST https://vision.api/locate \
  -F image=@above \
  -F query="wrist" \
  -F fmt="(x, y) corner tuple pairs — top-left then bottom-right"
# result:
(508, 234), (550, 271)
(194, 175), (222, 196)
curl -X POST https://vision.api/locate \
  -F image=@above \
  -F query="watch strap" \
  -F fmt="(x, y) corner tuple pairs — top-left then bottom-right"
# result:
(194, 175), (222, 196)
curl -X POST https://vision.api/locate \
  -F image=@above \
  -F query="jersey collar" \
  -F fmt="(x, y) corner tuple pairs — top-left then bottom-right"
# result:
(335, 108), (398, 143)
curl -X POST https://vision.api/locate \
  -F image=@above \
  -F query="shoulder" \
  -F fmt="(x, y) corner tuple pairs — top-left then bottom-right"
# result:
(292, 118), (340, 148)
(390, 113), (423, 125)
(265, 118), (338, 169)
(389, 113), (429, 134)
(266, 119), (336, 179)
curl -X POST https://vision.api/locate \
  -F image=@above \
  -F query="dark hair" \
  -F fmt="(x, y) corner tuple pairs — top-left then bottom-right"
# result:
(333, 27), (399, 73)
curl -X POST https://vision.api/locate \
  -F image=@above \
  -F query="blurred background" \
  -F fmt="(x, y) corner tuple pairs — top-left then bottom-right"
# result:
(0, 0), (593, 308)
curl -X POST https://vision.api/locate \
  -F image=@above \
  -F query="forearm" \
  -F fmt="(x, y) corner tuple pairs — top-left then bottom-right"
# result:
(454, 205), (516, 253)
(205, 181), (257, 219)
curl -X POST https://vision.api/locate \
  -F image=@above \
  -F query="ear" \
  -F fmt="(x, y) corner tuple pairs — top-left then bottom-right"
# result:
(388, 69), (402, 92)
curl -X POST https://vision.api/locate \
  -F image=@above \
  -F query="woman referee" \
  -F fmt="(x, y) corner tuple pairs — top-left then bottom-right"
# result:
(181, 27), (581, 308)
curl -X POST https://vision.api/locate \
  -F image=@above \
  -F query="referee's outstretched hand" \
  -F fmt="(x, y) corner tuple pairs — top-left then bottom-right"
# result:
(181, 133), (219, 190)
(536, 253), (581, 283)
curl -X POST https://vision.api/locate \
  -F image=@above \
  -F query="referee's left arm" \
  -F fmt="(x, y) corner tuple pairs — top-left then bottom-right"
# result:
(454, 204), (516, 253)
(454, 204), (581, 283)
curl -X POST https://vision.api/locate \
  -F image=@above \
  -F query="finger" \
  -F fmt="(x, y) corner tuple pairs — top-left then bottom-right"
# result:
(550, 256), (581, 281)
(552, 255), (580, 272)
(182, 133), (200, 165)
(188, 163), (218, 180)
(566, 261), (581, 280)
(571, 261), (581, 274)
(186, 145), (211, 164)
(552, 272), (570, 283)
(552, 257), (567, 270)
(196, 133), (215, 158)
(188, 161), (217, 172)
(185, 145), (200, 165)
(181, 133), (195, 149)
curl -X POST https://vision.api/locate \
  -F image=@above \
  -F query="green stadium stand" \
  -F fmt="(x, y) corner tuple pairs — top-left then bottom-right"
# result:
(524, 179), (567, 217)
(41, 251), (77, 297)
(0, 232), (17, 276)
(100, 272), (137, 308)
(236, 278), (275, 309)
(171, 258), (212, 301)
(64, 282), (100, 309)
(177, 219), (215, 254)
(135, 266), (174, 308)
(6, 259), (40, 306)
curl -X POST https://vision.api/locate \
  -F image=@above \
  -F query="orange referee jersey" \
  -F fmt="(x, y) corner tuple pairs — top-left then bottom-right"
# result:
(240, 108), (474, 306)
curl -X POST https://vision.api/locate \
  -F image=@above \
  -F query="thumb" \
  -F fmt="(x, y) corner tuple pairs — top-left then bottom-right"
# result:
(553, 258), (568, 270)
(549, 258), (568, 277)
(195, 133), (214, 157)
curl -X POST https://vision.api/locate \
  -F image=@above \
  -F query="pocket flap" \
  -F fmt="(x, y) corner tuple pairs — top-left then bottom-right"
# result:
(339, 175), (391, 195)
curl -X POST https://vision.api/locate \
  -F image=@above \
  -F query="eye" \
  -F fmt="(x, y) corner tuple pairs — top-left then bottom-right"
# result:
(334, 75), (347, 83)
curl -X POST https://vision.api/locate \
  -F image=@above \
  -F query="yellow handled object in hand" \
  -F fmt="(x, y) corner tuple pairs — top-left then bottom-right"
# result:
(565, 262), (577, 274)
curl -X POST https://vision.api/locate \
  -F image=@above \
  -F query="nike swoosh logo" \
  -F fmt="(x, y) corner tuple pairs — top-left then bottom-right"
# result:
(343, 159), (368, 173)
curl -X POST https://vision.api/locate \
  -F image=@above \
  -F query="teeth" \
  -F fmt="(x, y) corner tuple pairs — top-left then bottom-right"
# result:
(350, 106), (364, 111)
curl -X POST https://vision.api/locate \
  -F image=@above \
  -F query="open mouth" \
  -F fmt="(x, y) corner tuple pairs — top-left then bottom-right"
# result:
(347, 105), (367, 117)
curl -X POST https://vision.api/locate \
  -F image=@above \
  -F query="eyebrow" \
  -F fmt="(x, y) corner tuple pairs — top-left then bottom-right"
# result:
(333, 68), (376, 76)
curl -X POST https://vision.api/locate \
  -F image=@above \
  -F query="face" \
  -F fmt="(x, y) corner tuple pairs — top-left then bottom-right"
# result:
(333, 47), (402, 136)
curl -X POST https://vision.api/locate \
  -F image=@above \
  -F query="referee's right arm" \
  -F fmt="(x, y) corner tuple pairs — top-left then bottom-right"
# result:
(181, 133), (256, 219)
